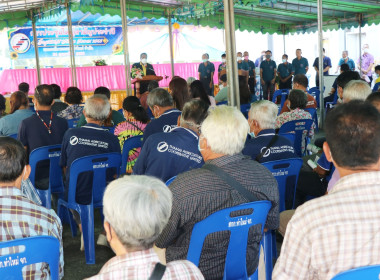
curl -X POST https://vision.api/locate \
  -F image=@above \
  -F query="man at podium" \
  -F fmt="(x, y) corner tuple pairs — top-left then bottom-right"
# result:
(132, 53), (156, 95)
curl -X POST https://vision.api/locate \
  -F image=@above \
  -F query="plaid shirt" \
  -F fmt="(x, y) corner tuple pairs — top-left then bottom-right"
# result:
(85, 248), (204, 280)
(155, 154), (279, 279)
(0, 186), (64, 279)
(273, 171), (380, 280)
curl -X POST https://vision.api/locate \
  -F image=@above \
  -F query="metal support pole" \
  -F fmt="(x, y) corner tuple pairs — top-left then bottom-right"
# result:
(282, 24), (286, 54)
(31, 12), (41, 85)
(168, 11), (175, 78)
(358, 14), (362, 76)
(66, 1), (77, 87)
(120, 0), (132, 96)
(317, 0), (324, 128)
(223, 0), (240, 108)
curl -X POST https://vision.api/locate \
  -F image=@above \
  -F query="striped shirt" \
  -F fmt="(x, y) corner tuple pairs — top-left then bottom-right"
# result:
(273, 171), (380, 280)
(85, 248), (204, 280)
(155, 154), (279, 279)
(0, 186), (64, 279)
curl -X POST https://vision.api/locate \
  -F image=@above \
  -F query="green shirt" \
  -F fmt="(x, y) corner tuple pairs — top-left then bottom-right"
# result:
(76, 109), (125, 127)
(215, 87), (228, 103)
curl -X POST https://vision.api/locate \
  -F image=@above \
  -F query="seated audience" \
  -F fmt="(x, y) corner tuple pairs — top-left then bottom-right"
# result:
(374, 65), (380, 92)
(243, 100), (296, 162)
(280, 74), (317, 114)
(276, 89), (315, 152)
(169, 77), (191, 111)
(215, 74), (228, 103)
(335, 70), (361, 102)
(51, 84), (68, 113)
(114, 96), (150, 173)
(273, 100), (380, 279)
(0, 94), (5, 117)
(0, 137), (64, 279)
(57, 86), (84, 120)
(85, 175), (204, 280)
(239, 75), (251, 104)
(18, 84), (68, 190)
(76, 86), (125, 127)
(325, 63), (350, 103)
(18, 82), (33, 109)
(133, 100), (207, 182)
(341, 79), (372, 103)
(155, 105), (279, 279)
(0, 91), (33, 136)
(143, 88), (181, 145)
(190, 80), (215, 106)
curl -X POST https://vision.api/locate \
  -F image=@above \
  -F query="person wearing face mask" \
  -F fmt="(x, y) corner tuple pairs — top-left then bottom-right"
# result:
(215, 74), (228, 103)
(313, 48), (332, 87)
(244, 51), (256, 95)
(0, 137), (64, 279)
(198, 53), (215, 96)
(277, 54), (294, 90)
(218, 53), (227, 78)
(260, 50), (277, 101)
(236, 51), (249, 77)
(357, 44), (374, 85)
(142, 88), (181, 146)
(335, 50), (355, 73)
(132, 53), (156, 94)
(243, 100), (296, 163)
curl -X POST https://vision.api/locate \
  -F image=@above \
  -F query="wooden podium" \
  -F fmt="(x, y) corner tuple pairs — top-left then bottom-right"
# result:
(131, 75), (163, 96)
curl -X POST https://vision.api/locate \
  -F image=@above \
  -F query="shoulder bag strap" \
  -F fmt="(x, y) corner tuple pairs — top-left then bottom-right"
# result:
(255, 135), (279, 162)
(202, 164), (258, 202)
(148, 263), (166, 280)
(125, 120), (143, 133)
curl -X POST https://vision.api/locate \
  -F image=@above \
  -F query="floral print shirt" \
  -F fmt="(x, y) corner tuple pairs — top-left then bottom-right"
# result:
(57, 104), (83, 120)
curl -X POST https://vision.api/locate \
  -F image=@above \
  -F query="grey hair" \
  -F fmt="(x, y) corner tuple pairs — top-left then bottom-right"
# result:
(83, 94), (110, 121)
(103, 175), (172, 250)
(147, 88), (173, 108)
(201, 105), (249, 155)
(249, 100), (278, 129)
(343, 80), (372, 102)
(186, 77), (196, 86)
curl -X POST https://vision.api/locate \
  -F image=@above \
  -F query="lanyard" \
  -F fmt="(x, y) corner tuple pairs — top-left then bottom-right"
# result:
(35, 110), (53, 134)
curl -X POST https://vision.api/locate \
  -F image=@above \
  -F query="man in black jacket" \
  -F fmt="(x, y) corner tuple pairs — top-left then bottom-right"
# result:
(132, 53), (156, 94)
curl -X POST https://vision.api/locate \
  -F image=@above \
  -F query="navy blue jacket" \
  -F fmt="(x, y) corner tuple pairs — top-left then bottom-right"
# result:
(133, 127), (204, 182)
(242, 129), (297, 162)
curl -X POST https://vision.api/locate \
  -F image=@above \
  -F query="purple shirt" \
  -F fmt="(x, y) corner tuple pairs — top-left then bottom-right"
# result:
(327, 169), (340, 192)
(357, 53), (374, 77)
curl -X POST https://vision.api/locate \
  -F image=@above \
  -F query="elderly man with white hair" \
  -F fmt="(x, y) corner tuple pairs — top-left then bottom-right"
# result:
(86, 176), (204, 280)
(243, 100), (296, 162)
(60, 94), (121, 248)
(155, 105), (279, 280)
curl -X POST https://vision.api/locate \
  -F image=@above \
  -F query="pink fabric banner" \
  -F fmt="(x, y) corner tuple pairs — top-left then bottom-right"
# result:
(0, 62), (222, 94)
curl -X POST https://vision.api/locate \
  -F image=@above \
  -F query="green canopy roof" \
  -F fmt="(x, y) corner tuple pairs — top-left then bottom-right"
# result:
(0, 0), (379, 34)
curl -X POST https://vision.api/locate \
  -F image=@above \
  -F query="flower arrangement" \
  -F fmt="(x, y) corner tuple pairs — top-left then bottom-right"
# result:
(131, 67), (144, 79)
(93, 59), (107, 66)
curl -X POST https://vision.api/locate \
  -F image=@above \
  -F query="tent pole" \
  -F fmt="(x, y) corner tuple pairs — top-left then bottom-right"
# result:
(317, 0), (324, 129)
(223, 0), (240, 108)
(31, 11), (41, 85)
(65, 1), (77, 87)
(120, 0), (132, 96)
(358, 14), (362, 77)
(168, 10), (175, 78)
(282, 24), (286, 54)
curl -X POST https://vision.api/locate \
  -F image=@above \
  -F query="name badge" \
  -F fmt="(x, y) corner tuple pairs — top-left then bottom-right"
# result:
(300, 64), (304, 67)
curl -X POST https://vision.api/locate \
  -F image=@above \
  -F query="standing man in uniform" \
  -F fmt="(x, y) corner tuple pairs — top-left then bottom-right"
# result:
(244, 51), (256, 95)
(260, 50), (277, 101)
(292, 49), (309, 75)
(313, 48), (332, 87)
(218, 53), (227, 78)
(277, 54), (294, 89)
(198, 53), (215, 96)
(357, 44), (375, 85)
(132, 53), (156, 94)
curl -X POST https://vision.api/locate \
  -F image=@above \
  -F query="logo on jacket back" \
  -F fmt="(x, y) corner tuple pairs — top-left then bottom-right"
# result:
(157, 142), (169, 152)
(163, 125), (173, 133)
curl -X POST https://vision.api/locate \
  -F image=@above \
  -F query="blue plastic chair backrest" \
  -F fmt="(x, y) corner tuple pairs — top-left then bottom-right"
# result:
(217, 101), (228, 106)
(29, 145), (64, 194)
(278, 119), (313, 157)
(373, 82), (380, 92)
(9, 133), (18, 139)
(67, 153), (121, 205)
(240, 103), (251, 118)
(262, 158), (303, 212)
(304, 108), (318, 132)
(278, 132), (295, 146)
(272, 89), (290, 112)
(67, 118), (80, 128)
(165, 176), (177, 186)
(0, 236), (60, 280)
(332, 265), (380, 280)
(187, 201), (271, 280)
(121, 135), (143, 173)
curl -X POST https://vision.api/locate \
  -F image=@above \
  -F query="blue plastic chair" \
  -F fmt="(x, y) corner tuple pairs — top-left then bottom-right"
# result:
(217, 101), (228, 106)
(308, 87), (325, 108)
(187, 201), (272, 280)
(240, 103), (251, 118)
(373, 82), (380, 92)
(262, 158), (303, 212)
(272, 89), (290, 113)
(67, 118), (80, 128)
(304, 107), (319, 133)
(121, 135), (144, 174)
(165, 176), (177, 186)
(29, 145), (64, 209)
(278, 119), (314, 157)
(278, 132), (295, 147)
(332, 265), (380, 280)
(0, 236), (60, 279)
(9, 133), (18, 139)
(57, 152), (122, 264)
